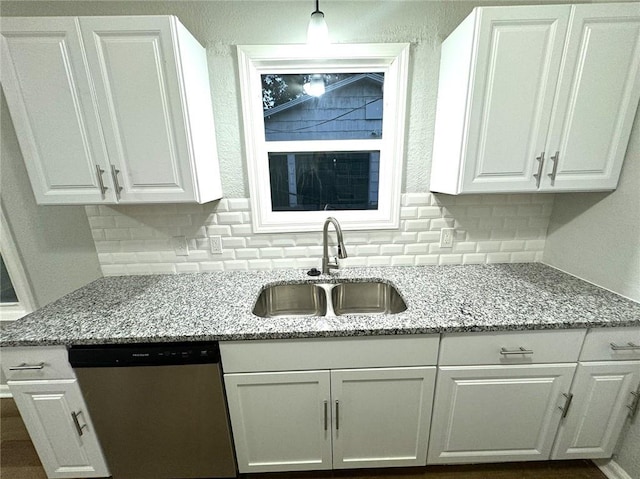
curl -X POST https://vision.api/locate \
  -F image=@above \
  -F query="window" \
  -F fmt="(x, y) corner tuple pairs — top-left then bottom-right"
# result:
(238, 44), (409, 232)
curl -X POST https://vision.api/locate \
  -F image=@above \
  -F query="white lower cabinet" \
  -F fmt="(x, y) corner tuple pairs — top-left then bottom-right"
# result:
(9, 379), (110, 478)
(552, 361), (640, 460)
(224, 366), (436, 473)
(427, 364), (576, 464)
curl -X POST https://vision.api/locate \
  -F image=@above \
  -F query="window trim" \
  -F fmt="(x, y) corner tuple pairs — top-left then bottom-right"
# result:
(237, 43), (410, 233)
(0, 205), (36, 322)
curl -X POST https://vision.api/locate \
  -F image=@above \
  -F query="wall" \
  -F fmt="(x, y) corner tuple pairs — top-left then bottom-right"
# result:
(0, 91), (103, 308)
(544, 107), (640, 477)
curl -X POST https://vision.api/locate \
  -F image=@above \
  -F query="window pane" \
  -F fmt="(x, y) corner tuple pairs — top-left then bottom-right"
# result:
(262, 73), (384, 141)
(269, 151), (379, 211)
(0, 255), (18, 303)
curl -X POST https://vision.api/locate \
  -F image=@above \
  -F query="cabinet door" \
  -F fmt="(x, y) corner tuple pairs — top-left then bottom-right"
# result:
(427, 363), (575, 464)
(461, 6), (570, 193)
(78, 16), (197, 203)
(0, 17), (115, 204)
(552, 361), (640, 460)
(541, 3), (640, 191)
(224, 370), (332, 473)
(8, 379), (110, 478)
(330, 367), (435, 469)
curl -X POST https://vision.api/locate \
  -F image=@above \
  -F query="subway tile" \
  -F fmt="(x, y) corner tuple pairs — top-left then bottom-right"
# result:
(94, 241), (121, 253)
(176, 263), (201, 273)
(415, 255), (439, 265)
(400, 207), (418, 219)
(341, 257), (368, 267)
(97, 253), (112, 264)
(284, 247), (309, 258)
(128, 263), (176, 274)
(215, 212), (244, 225)
(293, 234), (322, 246)
(120, 240), (146, 252)
(367, 256), (392, 266)
(492, 206), (518, 217)
(490, 229), (516, 240)
(105, 229), (131, 241)
(430, 218), (455, 230)
(517, 204), (544, 216)
(404, 219), (430, 232)
(128, 228), (157, 240)
(206, 225), (232, 237)
(101, 265), (128, 276)
(227, 198), (251, 211)
(510, 251), (537, 262)
(393, 232), (418, 244)
(271, 258), (299, 269)
(439, 254), (463, 265)
(380, 244), (405, 255)
(477, 241), (501, 253)
(404, 243), (429, 254)
(200, 262), (224, 272)
(356, 245), (381, 256)
(529, 217), (551, 228)
(486, 252), (511, 263)
(500, 240), (526, 252)
(222, 237), (247, 249)
(271, 238), (297, 247)
(367, 232), (396, 244)
(417, 206), (442, 219)
(231, 224), (253, 236)
(295, 258), (320, 270)
(187, 251), (211, 261)
(466, 206), (492, 217)
(111, 252), (139, 264)
(236, 248), (260, 260)
(175, 204), (203, 214)
(247, 259), (273, 270)
(402, 193), (431, 206)
(84, 205), (100, 217)
(261, 247), (285, 259)
(417, 231), (441, 243)
(91, 229), (105, 241)
(525, 239), (546, 251)
(391, 256), (415, 266)
(453, 242), (477, 253)
(135, 252), (162, 263)
(223, 260), (249, 271)
(89, 216), (116, 228)
(463, 253), (487, 264)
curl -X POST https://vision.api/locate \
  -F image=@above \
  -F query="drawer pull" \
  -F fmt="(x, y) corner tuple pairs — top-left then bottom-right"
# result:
(9, 362), (45, 371)
(500, 347), (534, 356)
(559, 392), (574, 418)
(628, 390), (640, 418)
(335, 400), (340, 430)
(610, 342), (640, 351)
(71, 411), (87, 437)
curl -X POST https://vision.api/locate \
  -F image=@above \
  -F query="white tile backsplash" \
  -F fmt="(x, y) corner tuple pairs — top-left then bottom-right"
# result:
(86, 193), (555, 275)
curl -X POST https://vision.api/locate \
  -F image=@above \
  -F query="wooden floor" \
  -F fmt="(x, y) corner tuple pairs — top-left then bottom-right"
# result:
(0, 398), (607, 479)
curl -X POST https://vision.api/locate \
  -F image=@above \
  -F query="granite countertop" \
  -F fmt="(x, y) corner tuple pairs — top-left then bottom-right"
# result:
(1, 263), (639, 347)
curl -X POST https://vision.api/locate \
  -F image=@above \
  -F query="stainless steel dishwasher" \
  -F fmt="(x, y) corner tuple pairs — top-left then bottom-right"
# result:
(69, 342), (236, 479)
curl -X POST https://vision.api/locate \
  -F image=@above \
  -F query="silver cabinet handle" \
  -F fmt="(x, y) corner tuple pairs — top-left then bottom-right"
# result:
(323, 400), (328, 431)
(110, 165), (123, 198)
(9, 362), (45, 371)
(95, 165), (108, 195)
(500, 347), (534, 356)
(610, 342), (640, 351)
(628, 390), (640, 418)
(559, 392), (574, 418)
(547, 151), (560, 182)
(71, 411), (87, 437)
(335, 400), (340, 430)
(533, 151), (545, 188)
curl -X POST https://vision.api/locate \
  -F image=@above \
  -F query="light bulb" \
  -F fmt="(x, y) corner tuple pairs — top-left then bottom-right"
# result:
(303, 74), (326, 97)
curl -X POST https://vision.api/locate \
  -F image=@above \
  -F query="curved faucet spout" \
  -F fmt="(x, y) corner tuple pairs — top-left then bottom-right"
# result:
(322, 217), (347, 274)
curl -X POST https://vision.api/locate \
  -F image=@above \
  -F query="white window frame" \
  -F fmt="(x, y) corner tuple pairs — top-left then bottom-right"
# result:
(237, 43), (410, 233)
(0, 205), (36, 322)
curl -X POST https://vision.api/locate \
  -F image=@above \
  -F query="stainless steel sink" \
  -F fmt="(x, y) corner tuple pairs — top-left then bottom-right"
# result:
(331, 281), (407, 315)
(252, 281), (406, 318)
(252, 283), (327, 318)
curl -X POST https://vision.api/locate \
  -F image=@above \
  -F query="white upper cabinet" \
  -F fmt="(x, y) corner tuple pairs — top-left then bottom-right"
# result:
(0, 17), (115, 204)
(0, 16), (222, 205)
(430, 3), (640, 195)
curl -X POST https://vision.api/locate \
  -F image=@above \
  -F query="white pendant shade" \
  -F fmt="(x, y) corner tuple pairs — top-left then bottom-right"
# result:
(307, 11), (329, 45)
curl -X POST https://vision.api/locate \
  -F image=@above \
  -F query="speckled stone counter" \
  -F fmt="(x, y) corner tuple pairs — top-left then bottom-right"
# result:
(1, 264), (639, 346)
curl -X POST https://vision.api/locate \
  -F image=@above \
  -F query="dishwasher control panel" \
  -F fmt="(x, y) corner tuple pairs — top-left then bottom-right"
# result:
(69, 342), (220, 367)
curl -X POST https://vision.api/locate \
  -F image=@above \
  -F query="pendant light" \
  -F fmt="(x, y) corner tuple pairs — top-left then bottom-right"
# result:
(303, 74), (326, 97)
(307, 0), (329, 45)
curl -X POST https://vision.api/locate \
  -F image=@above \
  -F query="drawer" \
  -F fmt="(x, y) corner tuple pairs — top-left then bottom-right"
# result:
(580, 327), (640, 361)
(1, 346), (74, 381)
(439, 329), (587, 366)
(220, 334), (439, 373)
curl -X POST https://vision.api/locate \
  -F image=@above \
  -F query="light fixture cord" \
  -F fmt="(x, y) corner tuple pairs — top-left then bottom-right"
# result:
(314, 0), (322, 14)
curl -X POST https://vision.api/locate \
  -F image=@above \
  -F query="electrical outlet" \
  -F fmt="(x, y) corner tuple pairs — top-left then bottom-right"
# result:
(440, 228), (454, 248)
(210, 235), (223, 254)
(172, 236), (189, 256)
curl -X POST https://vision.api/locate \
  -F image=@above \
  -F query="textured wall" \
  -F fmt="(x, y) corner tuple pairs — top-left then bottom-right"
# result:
(544, 104), (640, 477)
(0, 92), (103, 309)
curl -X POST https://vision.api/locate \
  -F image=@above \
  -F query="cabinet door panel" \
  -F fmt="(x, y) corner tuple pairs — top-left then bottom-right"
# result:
(331, 367), (435, 469)
(552, 361), (640, 460)
(462, 6), (570, 192)
(224, 370), (332, 473)
(8, 379), (109, 478)
(427, 364), (575, 464)
(542, 3), (640, 191)
(79, 17), (196, 203)
(0, 18), (113, 204)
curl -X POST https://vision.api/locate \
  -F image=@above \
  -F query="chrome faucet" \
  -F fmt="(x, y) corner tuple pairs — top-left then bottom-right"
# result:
(322, 217), (348, 274)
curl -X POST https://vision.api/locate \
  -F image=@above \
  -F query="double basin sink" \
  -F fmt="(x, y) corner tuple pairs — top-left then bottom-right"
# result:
(253, 281), (407, 318)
